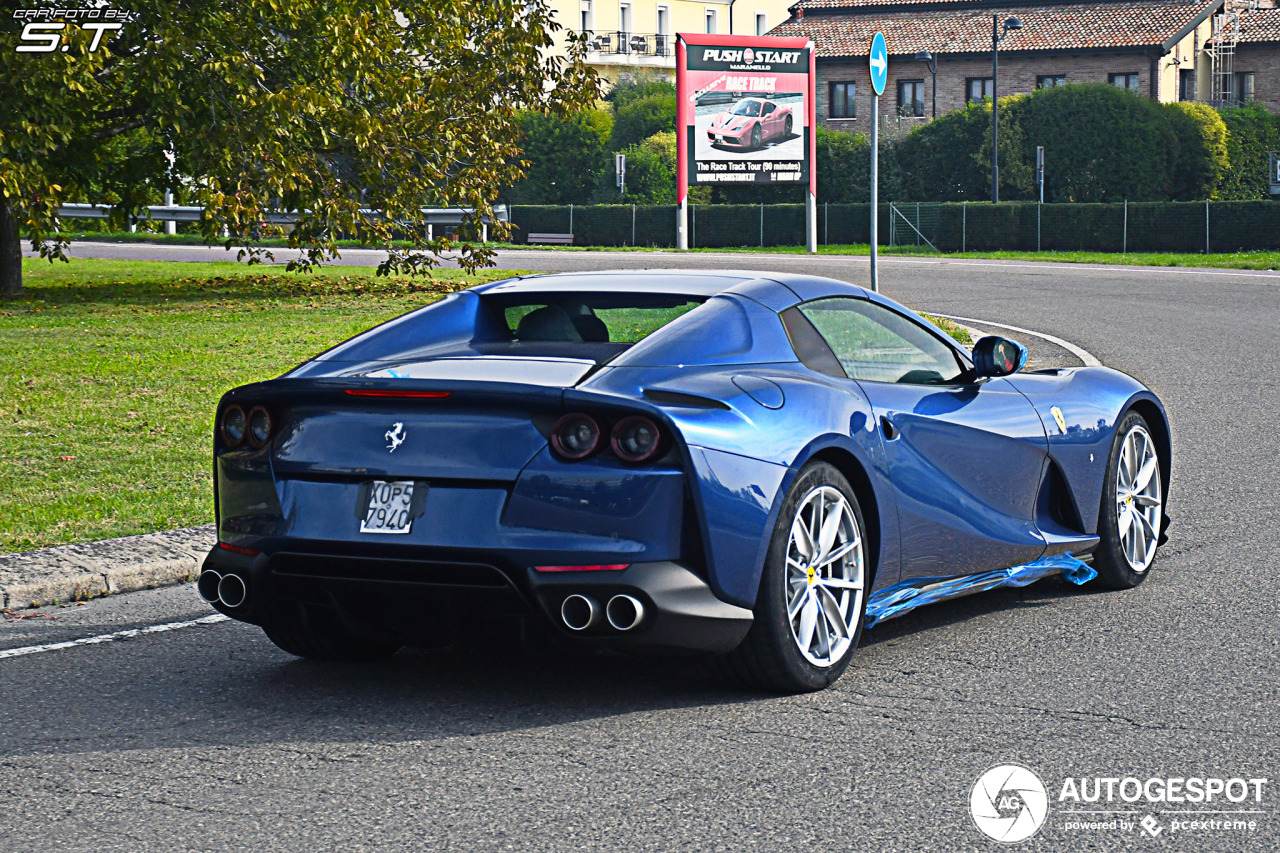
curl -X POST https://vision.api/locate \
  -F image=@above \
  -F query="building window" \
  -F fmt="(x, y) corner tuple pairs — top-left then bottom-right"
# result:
(580, 0), (591, 33)
(656, 6), (669, 56)
(1036, 75), (1067, 89)
(897, 79), (925, 117)
(1109, 72), (1140, 90)
(966, 77), (993, 103)
(705, 8), (717, 34)
(756, 13), (767, 36)
(1239, 71), (1255, 102)
(1179, 68), (1196, 101)
(619, 2), (630, 37)
(829, 82), (856, 119)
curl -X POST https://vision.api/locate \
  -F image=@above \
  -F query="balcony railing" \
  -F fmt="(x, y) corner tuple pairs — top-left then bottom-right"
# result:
(581, 30), (673, 59)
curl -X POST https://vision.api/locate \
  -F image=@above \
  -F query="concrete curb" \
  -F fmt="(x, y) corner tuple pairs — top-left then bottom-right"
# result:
(0, 526), (215, 610)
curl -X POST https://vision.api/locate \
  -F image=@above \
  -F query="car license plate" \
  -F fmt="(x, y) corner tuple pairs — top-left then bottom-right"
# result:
(360, 480), (416, 534)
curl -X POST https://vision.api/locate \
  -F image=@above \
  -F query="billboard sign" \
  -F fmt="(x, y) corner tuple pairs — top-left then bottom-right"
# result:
(676, 34), (815, 196)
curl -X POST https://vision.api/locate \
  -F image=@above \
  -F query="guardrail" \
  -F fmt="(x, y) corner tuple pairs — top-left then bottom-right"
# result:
(55, 203), (507, 241)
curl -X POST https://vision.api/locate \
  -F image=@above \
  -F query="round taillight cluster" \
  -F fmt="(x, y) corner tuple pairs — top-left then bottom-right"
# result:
(221, 404), (273, 449)
(550, 413), (665, 464)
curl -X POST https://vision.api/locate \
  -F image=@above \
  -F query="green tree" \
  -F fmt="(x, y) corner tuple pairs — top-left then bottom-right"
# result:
(0, 1), (599, 296)
(893, 97), (1033, 202)
(1015, 83), (1176, 202)
(605, 73), (675, 110)
(508, 109), (612, 204)
(1164, 101), (1229, 200)
(1217, 103), (1280, 200)
(609, 93), (676, 152)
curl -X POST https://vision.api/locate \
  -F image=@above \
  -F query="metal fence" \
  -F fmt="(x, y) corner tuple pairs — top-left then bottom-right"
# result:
(509, 201), (1279, 253)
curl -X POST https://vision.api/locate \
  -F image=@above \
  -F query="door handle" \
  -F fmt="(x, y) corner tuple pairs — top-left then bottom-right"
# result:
(880, 415), (899, 441)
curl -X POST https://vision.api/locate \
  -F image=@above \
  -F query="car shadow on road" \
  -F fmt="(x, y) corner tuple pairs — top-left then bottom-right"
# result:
(1, 576), (1111, 758)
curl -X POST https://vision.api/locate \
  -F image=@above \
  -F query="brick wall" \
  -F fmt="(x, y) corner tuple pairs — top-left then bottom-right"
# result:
(1235, 44), (1280, 113)
(818, 51), (1168, 135)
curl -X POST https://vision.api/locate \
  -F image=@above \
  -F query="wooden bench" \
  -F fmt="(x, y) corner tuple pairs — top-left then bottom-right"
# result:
(527, 232), (574, 245)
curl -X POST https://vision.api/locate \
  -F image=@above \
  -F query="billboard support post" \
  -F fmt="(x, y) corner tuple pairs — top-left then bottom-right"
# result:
(676, 32), (815, 251)
(806, 42), (817, 254)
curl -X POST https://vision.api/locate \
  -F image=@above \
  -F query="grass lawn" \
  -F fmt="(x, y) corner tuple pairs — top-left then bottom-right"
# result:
(0, 258), (514, 553)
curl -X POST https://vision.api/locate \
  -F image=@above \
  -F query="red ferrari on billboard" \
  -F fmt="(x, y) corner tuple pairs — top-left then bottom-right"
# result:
(706, 97), (794, 150)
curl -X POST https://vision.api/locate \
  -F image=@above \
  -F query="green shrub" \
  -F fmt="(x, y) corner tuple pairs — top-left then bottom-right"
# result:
(1164, 102), (1229, 200)
(1217, 103), (1280, 200)
(894, 97), (1033, 201)
(507, 109), (612, 204)
(609, 93), (676, 152)
(1015, 83), (1176, 202)
(605, 74), (675, 110)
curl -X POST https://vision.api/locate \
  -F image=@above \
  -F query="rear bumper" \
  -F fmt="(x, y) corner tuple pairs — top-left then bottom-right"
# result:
(201, 546), (753, 655)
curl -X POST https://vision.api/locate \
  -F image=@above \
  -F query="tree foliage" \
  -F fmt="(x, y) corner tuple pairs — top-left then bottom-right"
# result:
(608, 93), (677, 152)
(1014, 84), (1177, 202)
(604, 73), (675, 110)
(508, 109), (612, 204)
(894, 98), (1032, 202)
(0, 1), (599, 295)
(1216, 103), (1280, 200)
(1164, 101), (1229, 200)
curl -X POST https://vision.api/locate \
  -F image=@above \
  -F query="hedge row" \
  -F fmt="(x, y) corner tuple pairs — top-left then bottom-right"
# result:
(509, 201), (1280, 253)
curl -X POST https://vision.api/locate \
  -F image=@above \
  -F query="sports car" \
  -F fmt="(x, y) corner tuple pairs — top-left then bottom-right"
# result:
(200, 270), (1171, 692)
(707, 97), (793, 150)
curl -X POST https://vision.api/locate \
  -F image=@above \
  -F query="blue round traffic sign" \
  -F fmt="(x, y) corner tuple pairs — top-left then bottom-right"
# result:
(869, 32), (888, 96)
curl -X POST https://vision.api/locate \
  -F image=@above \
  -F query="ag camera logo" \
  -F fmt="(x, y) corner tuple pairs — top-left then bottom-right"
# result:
(971, 764), (1050, 843)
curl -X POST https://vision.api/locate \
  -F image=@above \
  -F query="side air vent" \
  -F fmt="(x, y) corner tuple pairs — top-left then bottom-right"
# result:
(642, 389), (730, 410)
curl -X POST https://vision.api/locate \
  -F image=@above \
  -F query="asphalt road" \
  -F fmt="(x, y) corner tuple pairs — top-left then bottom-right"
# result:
(5, 243), (1280, 851)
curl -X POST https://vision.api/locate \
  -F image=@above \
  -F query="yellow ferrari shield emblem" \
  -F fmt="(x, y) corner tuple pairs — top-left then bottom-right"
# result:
(1051, 406), (1067, 434)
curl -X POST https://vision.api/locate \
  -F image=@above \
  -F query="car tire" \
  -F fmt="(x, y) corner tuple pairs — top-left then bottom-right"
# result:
(750, 124), (762, 149)
(784, 115), (792, 137)
(262, 609), (401, 662)
(1092, 411), (1165, 589)
(722, 462), (869, 693)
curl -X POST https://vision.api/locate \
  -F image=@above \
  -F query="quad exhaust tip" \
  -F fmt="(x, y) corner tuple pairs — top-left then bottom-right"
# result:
(197, 570), (222, 604)
(606, 595), (645, 632)
(216, 573), (248, 609)
(560, 594), (599, 632)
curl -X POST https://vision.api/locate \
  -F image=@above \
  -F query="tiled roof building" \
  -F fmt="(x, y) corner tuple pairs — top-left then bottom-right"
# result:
(771, 0), (1278, 132)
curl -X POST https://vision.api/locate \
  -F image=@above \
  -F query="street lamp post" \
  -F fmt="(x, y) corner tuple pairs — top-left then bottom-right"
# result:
(991, 15), (1023, 204)
(913, 50), (938, 120)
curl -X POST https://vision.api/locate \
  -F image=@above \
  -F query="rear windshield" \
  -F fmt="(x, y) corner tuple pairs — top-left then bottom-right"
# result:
(484, 293), (704, 347)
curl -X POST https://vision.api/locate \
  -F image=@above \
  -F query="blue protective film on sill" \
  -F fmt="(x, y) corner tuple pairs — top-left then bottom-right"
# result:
(864, 553), (1096, 629)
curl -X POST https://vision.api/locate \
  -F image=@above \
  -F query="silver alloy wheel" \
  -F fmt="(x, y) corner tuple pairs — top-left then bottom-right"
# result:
(1115, 423), (1163, 572)
(785, 485), (865, 667)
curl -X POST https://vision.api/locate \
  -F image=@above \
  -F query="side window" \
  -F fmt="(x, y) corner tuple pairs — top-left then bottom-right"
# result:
(764, 102), (776, 115)
(797, 298), (966, 385)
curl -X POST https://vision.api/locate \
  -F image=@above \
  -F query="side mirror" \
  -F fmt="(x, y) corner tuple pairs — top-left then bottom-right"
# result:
(972, 336), (1028, 378)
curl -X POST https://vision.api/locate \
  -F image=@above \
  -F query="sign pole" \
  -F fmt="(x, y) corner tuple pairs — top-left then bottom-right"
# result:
(868, 32), (887, 292)
(676, 36), (688, 250)
(870, 95), (878, 292)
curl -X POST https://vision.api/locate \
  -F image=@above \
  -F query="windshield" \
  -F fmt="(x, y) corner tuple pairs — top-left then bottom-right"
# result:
(730, 100), (761, 117)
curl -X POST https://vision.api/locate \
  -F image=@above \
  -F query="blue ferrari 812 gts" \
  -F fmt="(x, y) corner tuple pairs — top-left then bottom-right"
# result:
(200, 270), (1170, 692)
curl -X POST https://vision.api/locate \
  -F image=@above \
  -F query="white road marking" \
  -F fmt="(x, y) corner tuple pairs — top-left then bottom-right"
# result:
(0, 613), (229, 661)
(932, 314), (1102, 367)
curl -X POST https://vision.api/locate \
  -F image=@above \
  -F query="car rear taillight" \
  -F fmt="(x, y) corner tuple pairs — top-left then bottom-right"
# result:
(246, 406), (273, 448)
(611, 415), (664, 463)
(550, 413), (601, 460)
(220, 405), (246, 448)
